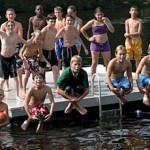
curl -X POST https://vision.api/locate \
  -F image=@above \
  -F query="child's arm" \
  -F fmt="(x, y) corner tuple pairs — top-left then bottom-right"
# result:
(44, 86), (55, 121)
(0, 104), (10, 127)
(27, 17), (34, 39)
(55, 27), (63, 39)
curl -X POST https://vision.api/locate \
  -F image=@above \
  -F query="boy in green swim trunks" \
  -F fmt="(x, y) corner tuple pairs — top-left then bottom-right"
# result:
(57, 55), (89, 115)
(124, 5), (143, 69)
(135, 44), (150, 106)
(107, 45), (133, 105)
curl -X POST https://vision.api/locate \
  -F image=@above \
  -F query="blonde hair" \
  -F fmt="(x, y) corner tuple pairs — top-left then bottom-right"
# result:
(115, 45), (126, 54)
(71, 55), (82, 63)
(31, 30), (42, 37)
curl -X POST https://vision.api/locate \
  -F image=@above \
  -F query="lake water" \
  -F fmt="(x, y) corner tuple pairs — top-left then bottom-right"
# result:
(0, 7), (150, 149)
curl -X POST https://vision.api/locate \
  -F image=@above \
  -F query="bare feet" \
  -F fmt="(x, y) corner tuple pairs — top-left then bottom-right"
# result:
(36, 121), (43, 133)
(143, 95), (150, 106)
(64, 103), (73, 114)
(117, 95), (127, 105)
(16, 96), (23, 102)
(75, 105), (87, 115)
(21, 120), (28, 131)
(4, 87), (10, 92)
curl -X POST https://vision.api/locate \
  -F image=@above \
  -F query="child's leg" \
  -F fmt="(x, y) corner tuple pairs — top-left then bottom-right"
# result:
(74, 103), (87, 115)
(17, 69), (23, 91)
(23, 73), (30, 97)
(52, 65), (59, 91)
(4, 79), (9, 92)
(64, 102), (73, 114)
(36, 120), (43, 133)
(0, 78), (5, 88)
(21, 118), (31, 131)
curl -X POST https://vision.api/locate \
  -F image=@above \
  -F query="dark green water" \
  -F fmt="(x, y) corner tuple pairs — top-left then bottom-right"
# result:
(0, 7), (150, 149)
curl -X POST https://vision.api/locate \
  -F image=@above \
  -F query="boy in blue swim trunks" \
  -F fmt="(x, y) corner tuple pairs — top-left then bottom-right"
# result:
(135, 44), (150, 106)
(107, 45), (133, 105)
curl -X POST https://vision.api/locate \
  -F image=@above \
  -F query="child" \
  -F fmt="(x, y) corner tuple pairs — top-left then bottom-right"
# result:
(27, 4), (47, 39)
(40, 13), (59, 91)
(56, 14), (88, 72)
(54, 6), (65, 74)
(106, 45), (133, 105)
(135, 44), (150, 106)
(0, 8), (24, 92)
(0, 21), (31, 101)
(21, 72), (55, 133)
(124, 5), (142, 68)
(20, 30), (50, 97)
(57, 55), (89, 115)
(81, 7), (114, 77)
(0, 88), (10, 127)
(67, 5), (83, 54)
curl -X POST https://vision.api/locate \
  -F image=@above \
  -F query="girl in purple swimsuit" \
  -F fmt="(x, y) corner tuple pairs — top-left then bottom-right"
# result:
(81, 7), (114, 77)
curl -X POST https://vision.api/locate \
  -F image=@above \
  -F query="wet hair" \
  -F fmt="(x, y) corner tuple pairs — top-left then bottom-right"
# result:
(65, 14), (74, 20)
(71, 55), (82, 63)
(6, 20), (15, 26)
(32, 72), (44, 80)
(54, 6), (63, 12)
(115, 45), (126, 54)
(31, 30), (42, 37)
(47, 13), (56, 20)
(6, 8), (15, 13)
(94, 7), (104, 14)
(130, 5), (138, 10)
(67, 5), (76, 12)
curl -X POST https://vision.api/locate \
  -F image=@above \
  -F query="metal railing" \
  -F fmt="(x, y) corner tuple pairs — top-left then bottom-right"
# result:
(91, 73), (122, 118)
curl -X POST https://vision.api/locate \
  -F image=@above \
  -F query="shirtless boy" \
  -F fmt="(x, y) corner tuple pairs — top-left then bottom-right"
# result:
(124, 5), (142, 68)
(21, 72), (55, 133)
(56, 14), (88, 71)
(0, 21), (31, 101)
(67, 5), (83, 54)
(20, 30), (50, 96)
(40, 13), (58, 91)
(57, 55), (89, 115)
(54, 6), (65, 74)
(1, 8), (24, 92)
(106, 45), (133, 105)
(27, 4), (47, 39)
(0, 88), (10, 127)
(135, 44), (150, 106)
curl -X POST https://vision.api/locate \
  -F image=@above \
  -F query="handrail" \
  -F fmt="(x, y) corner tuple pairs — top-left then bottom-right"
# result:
(91, 73), (102, 118)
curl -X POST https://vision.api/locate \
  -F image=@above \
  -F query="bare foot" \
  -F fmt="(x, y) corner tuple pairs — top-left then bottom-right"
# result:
(117, 95), (127, 105)
(21, 120), (28, 130)
(4, 87), (10, 92)
(64, 103), (73, 114)
(36, 121), (43, 133)
(16, 96), (23, 102)
(75, 106), (87, 115)
(143, 95), (150, 106)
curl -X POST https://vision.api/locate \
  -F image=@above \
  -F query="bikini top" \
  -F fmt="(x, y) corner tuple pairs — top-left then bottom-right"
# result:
(92, 20), (108, 35)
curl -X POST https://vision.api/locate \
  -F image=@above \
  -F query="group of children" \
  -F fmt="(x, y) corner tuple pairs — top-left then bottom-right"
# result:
(0, 4), (149, 133)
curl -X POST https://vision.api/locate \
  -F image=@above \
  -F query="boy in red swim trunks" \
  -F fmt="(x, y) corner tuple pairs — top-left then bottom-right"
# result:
(21, 72), (55, 133)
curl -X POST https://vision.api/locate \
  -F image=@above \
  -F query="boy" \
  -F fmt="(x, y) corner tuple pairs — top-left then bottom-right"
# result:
(124, 5), (143, 68)
(27, 5), (47, 39)
(56, 14), (88, 72)
(106, 45), (133, 105)
(135, 44), (150, 106)
(40, 13), (58, 91)
(57, 55), (89, 115)
(0, 21), (31, 101)
(0, 88), (10, 127)
(67, 5), (83, 54)
(54, 6), (65, 74)
(20, 30), (50, 97)
(1, 8), (24, 92)
(21, 72), (55, 133)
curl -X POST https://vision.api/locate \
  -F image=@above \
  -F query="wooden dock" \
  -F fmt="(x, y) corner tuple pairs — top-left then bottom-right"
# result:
(4, 65), (143, 119)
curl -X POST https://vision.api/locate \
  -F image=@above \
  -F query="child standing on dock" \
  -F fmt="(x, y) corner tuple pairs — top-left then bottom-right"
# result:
(124, 5), (142, 69)
(19, 30), (50, 97)
(0, 88), (10, 127)
(56, 14), (88, 72)
(57, 55), (89, 115)
(106, 45), (133, 105)
(1, 8), (24, 92)
(21, 72), (55, 133)
(135, 44), (150, 106)
(0, 21), (31, 101)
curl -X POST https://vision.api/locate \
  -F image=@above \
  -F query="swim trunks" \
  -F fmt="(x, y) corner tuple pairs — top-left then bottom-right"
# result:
(55, 38), (63, 59)
(125, 36), (142, 61)
(139, 74), (150, 88)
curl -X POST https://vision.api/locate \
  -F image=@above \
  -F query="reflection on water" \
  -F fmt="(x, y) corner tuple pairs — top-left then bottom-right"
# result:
(1, 116), (150, 149)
